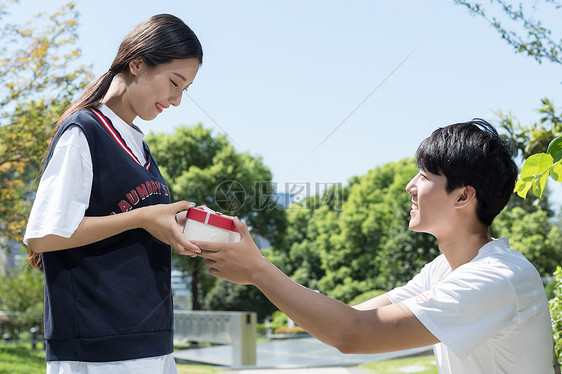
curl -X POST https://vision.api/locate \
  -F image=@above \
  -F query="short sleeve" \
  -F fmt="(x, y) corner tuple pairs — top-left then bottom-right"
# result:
(402, 265), (517, 360)
(23, 126), (93, 244)
(387, 254), (449, 303)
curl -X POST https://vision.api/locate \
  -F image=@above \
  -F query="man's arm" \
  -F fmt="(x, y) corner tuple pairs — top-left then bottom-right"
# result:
(352, 294), (392, 311)
(196, 218), (438, 354)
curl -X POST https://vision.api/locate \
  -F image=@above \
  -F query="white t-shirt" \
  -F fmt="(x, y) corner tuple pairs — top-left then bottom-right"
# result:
(24, 104), (145, 244)
(24, 105), (177, 373)
(387, 238), (555, 374)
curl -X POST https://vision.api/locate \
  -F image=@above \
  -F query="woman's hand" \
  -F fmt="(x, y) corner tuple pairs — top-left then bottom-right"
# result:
(195, 218), (266, 285)
(138, 200), (201, 256)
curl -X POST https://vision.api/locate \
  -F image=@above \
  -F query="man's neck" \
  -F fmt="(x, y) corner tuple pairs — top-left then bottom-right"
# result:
(437, 228), (492, 271)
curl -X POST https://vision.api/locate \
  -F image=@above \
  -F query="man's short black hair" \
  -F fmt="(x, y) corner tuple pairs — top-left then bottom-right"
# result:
(415, 119), (518, 226)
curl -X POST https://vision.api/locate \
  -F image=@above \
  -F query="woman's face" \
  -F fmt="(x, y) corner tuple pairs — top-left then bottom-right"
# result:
(126, 57), (200, 123)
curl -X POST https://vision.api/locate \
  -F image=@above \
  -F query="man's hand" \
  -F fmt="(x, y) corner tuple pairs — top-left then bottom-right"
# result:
(195, 217), (265, 284)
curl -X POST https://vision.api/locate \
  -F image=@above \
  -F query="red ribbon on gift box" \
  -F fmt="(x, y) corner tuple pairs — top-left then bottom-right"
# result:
(187, 205), (239, 233)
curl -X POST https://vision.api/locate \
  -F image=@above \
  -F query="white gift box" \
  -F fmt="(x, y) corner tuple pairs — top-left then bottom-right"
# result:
(182, 205), (241, 243)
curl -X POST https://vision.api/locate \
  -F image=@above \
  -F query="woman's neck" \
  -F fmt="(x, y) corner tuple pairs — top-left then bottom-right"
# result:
(100, 75), (135, 126)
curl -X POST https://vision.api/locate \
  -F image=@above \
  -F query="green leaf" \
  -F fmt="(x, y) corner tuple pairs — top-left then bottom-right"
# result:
(520, 153), (553, 181)
(547, 136), (562, 163)
(551, 160), (562, 182)
(517, 153), (554, 199)
(514, 179), (532, 199)
(532, 172), (550, 198)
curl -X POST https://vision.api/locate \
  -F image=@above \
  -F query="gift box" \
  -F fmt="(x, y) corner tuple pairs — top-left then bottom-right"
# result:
(182, 205), (241, 242)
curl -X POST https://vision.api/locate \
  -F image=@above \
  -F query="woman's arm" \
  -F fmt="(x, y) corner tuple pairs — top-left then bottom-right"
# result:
(28, 200), (200, 255)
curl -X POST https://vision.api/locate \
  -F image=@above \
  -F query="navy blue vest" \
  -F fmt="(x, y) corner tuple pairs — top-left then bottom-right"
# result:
(42, 109), (173, 362)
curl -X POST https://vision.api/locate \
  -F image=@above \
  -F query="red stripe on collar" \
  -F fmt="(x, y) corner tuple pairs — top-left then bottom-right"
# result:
(91, 108), (149, 169)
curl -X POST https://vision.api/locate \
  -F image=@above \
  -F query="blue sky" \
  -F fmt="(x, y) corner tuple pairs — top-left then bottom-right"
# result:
(7, 0), (562, 206)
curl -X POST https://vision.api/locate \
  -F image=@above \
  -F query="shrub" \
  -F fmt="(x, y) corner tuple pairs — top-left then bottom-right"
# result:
(273, 326), (307, 335)
(549, 266), (562, 361)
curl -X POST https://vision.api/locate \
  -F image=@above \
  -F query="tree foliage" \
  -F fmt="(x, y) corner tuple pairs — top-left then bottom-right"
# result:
(454, 1), (562, 198)
(492, 206), (562, 275)
(317, 159), (438, 302)
(499, 100), (562, 200)
(550, 266), (562, 360)
(498, 98), (562, 159)
(0, 1), (91, 244)
(203, 280), (276, 321)
(453, 0), (562, 65)
(268, 159), (439, 304)
(0, 264), (44, 335)
(146, 124), (287, 311)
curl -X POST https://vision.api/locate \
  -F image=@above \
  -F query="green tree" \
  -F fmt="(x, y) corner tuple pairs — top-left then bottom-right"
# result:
(0, 264), (44, 335)
(453, 0), (561, 65)
(492, 206), (562, 275)
(146, 124), (287, 311)
(498, 99), (562, 159)
(453, 1), (562, 198)
(273, 159), (439, 305)
(267, 183), (349, 292)
(550, 266), (562, 360)
(318, 159), (438, 303)
(203, 280), (276, 321)
(283, 205), (333, 291)
(0, 1), (91, 244)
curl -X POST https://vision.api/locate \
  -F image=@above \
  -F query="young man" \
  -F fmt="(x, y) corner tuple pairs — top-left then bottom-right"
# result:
(196, 119), (557, 373)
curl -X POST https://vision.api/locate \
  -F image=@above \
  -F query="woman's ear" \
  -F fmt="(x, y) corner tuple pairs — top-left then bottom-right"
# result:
(455, 185), (477, 209)
(128, 57), (144, 76)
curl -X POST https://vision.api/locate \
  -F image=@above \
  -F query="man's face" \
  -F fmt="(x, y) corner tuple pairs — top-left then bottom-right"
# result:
(405, 170), (458, 236)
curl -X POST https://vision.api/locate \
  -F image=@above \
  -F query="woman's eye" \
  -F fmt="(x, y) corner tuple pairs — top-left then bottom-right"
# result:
(170, 79), (179, 87)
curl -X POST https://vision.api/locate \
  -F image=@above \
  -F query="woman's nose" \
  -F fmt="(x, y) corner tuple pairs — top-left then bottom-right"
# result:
(169, 92), (182, 107)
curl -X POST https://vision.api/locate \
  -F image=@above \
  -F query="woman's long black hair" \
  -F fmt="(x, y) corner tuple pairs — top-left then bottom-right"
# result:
(29, 14), (203, 270)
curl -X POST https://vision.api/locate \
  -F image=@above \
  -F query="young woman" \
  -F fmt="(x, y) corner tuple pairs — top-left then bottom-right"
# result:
(24, 14), (202, 373)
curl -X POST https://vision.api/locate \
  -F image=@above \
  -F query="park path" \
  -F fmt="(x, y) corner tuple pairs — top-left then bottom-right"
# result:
(224, 367), (368, 374)
(175, 337), (433, 372)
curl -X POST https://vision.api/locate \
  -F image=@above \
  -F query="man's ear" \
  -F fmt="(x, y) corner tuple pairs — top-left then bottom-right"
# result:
(128, 57), (144, 76)
(455, 186), (477, 209)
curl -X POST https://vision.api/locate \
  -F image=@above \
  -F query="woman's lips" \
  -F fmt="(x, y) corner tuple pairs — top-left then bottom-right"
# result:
(156, 103), (168, 113)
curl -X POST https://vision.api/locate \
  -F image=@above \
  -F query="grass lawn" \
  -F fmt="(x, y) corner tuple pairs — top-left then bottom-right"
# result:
(0, 344), (223, 374)
(0, 345), (46, 374)
(360, 354), (437, 374)
(0, 343), (436, 374)
(176, 363), (224, 373)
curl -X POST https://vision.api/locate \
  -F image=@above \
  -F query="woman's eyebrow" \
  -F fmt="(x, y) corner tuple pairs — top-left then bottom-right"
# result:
(172, 72), (187, 82)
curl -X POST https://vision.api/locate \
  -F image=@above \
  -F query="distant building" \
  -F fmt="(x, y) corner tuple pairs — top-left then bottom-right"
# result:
(171, 269), (191, 310)
(0, 238), (23, 275)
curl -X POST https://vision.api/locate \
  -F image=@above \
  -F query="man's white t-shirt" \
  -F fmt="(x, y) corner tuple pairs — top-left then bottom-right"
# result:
(387, 238), (555, 374)
(24, 104), (177, 374)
